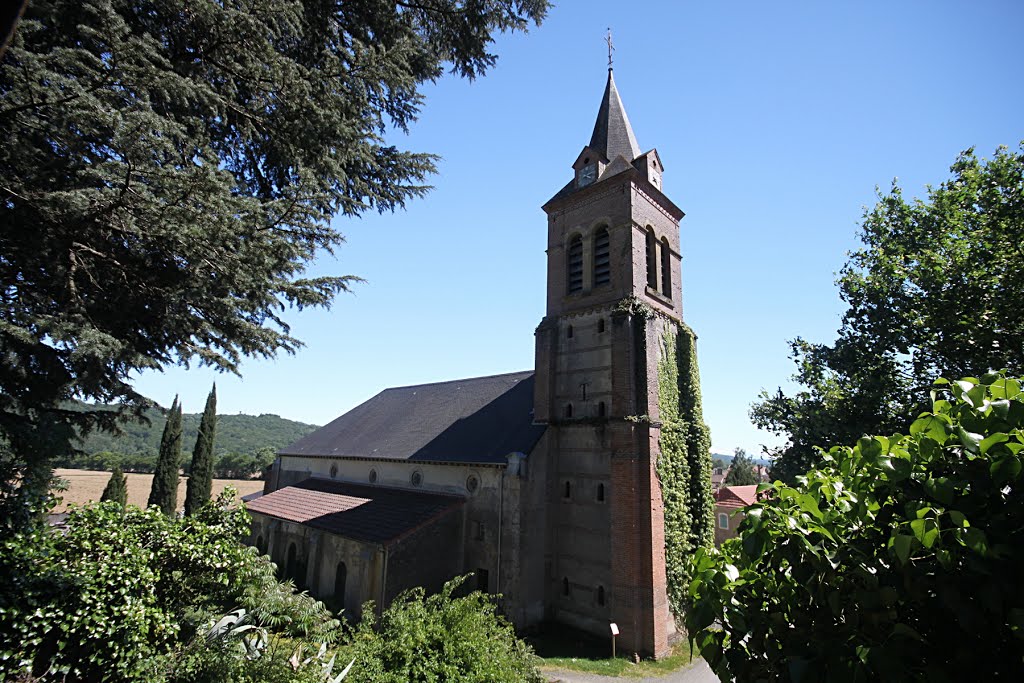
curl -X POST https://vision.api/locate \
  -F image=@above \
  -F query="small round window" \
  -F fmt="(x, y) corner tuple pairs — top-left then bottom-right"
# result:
(466, 474), (480, 493)
(368, 469), (378, 484)
(330, 464), (338, 479)
(411, 470), (423, 487)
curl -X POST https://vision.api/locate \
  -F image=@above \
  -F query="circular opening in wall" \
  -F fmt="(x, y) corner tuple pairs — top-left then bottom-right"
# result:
(368, 469), (378, 484)
(329, 464), (338, 479)
(466, 474), (480, 493)
(411, 470), (423, 487)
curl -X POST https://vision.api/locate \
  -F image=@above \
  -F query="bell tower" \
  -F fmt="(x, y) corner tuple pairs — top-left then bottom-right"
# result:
(534, 67), (686, 658)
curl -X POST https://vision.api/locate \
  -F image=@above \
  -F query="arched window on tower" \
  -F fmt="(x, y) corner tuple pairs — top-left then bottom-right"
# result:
(593, 227), (610, 286)
(661, 237), (672, 297)
(646, 228), (657, 289)
(567, 235), (583, 294)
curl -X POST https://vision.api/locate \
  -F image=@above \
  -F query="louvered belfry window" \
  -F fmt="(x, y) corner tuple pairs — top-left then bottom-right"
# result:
(593, 227), (610, 286)
(567, 235), (583, 293)
(661, 237), (672, 297)
(646, 228), (658, 289)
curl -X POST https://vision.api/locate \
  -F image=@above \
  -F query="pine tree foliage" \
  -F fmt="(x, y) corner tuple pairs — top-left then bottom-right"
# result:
(0, 0), (548, 524)
(184, 385), (217, 516)
(99, 465), (127, 505)
(148, 397), (183, 515)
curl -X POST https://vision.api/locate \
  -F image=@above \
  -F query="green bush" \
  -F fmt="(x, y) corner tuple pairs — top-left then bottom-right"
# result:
(0, 491), (339, 681)
(687, 373), (1024, 682)
(343, 576), (543, 683)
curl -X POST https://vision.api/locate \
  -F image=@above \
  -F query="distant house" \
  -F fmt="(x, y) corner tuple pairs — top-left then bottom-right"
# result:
(714, 485), (761, 545)
(711, 466), (728, 491)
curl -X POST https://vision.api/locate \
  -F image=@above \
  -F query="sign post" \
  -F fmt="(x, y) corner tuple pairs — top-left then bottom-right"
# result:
(609, 622), (619, 659)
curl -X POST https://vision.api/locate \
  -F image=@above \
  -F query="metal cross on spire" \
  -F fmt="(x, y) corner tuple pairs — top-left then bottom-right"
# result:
(605, 28), (614, 69)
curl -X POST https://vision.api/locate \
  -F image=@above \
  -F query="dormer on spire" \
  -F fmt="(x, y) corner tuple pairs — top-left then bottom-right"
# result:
(588, 69), (641, 164)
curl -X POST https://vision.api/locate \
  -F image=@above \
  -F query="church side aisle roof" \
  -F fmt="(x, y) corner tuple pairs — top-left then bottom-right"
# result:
(278, 370), (544, 464)
(247, 478), (464, 545)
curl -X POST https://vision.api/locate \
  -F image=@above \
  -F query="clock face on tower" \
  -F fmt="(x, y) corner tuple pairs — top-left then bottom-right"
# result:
(579, 164), (596, 187)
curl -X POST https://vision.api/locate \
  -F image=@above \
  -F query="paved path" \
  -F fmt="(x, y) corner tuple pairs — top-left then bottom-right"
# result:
(542, 658), (721, 683)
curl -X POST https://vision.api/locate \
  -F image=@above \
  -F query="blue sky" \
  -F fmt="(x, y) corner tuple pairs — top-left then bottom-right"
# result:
(132, 1), (1024, 455)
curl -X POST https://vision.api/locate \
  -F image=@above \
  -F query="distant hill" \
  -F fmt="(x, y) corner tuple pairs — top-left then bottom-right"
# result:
(72, 404), (319, 457)
(711, 452), (773, 467)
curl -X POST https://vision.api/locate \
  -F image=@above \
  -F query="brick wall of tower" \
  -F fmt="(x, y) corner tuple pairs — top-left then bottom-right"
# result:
(538, 165), (685, 659)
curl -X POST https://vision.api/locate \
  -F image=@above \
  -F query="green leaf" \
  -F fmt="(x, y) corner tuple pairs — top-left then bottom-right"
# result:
(956, 425), (982, 453)
(980, 432), (1009, 453)
(963, 527), (988, 555)
(911, 414), (949, 443)
(892, 534), (914, 565)
(910, 518), (939, 548)
(990, 454), (1022, 483)
(924, 477), (955, 505)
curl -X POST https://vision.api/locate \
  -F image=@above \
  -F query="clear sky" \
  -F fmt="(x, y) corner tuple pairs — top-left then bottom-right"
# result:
(132, 1), (1024, 456)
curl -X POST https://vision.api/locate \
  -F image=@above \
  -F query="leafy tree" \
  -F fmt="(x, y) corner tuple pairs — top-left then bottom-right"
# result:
(148, 396), (183, 515)
(723, 447), (758, 486)
(0, 0), (548, 525)
(688, 374), (1024, 682)
(184, 385), (217, 516)
(100, 465), (127, 505)
(752, 144), (1024, 482)
(0, 490), (340, 682)
(344, 575), (543, 683)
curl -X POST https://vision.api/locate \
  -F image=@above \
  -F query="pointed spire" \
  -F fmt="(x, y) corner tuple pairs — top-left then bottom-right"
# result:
(588, 69), (641, 163)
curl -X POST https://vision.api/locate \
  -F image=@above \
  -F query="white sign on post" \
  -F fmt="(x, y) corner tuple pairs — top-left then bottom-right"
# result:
(610, 623), (619, 636)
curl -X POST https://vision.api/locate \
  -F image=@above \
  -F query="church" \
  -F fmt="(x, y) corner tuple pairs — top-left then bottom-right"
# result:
(248, 65), (706, 659)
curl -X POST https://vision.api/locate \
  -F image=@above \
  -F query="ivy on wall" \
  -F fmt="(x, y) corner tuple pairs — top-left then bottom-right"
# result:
(656, 322), (714, 614)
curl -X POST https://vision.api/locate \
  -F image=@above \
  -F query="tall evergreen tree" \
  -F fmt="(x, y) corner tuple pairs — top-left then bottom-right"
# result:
(147, 397), (182, 516)
(724, 448), (759, 486)
(99, 465), (127, 505)
(184, 385), (217, 516)
(0, 0), (548, 528)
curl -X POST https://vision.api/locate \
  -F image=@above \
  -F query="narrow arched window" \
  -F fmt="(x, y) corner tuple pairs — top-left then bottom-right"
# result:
(562, 577), (570, 596)
(334, 562), (347, 611)
(597, 585), (606, 606)
(567, 235), (583, 294)
(567, 325), (574, 339)
(660, 237), (672, 297)
(256, 535), (265, 554)
(565, 403), (573, 419)
(596, 482), (605, 502)
(593, 227), (610, 286)
(646, 228), (657, 289)
(564, 481), (571, 499)
(597, 318), (605, 333)
(597, 401), (606, 418)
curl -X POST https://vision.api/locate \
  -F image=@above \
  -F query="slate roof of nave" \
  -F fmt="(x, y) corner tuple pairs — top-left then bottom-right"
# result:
(247, 478), (464, 545)
(278, 370), (545, 465)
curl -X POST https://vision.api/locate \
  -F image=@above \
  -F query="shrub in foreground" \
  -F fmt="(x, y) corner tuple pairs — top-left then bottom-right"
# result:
(687, 374), (1024, 681)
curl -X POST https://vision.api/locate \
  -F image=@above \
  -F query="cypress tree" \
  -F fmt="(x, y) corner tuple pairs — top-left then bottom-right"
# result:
(148, 397), (183, 516)
(184, 385), (218, 516)
(100, 465), (127, 506)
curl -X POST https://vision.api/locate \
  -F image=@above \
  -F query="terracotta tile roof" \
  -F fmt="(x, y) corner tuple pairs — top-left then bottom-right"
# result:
(715, 485), (761, 509)
(246, 478), (464, 546)
(279, 371), (545, 465)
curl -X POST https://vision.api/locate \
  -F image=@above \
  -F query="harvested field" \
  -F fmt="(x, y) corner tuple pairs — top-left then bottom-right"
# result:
(53, 468), (264, 512)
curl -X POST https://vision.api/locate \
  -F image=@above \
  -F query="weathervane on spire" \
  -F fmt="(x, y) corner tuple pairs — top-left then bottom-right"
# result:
(605, 28), (614, 70)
